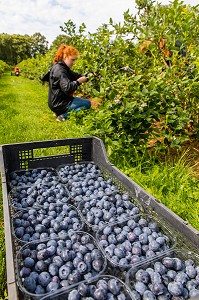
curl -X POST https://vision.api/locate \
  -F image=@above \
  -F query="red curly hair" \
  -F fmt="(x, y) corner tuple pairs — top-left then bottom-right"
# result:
(53, 44), (79, 63)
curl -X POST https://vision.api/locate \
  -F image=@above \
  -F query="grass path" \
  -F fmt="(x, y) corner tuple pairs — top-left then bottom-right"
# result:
(0, 72), (89, 145)
(0, 72), (89, 299)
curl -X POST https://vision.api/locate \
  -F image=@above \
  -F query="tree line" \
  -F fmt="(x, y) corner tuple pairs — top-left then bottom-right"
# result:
(0, 32), (49, 66)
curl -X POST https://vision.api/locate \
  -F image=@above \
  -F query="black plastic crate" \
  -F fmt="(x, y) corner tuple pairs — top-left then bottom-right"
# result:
(1, 137), (199, 300)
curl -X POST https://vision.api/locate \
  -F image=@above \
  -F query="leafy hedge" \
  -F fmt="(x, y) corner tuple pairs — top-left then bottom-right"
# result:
(18, 0), (199, 157)
(0, 60), (9, 75)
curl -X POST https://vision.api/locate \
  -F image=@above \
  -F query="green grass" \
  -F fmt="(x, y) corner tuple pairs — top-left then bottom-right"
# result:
(0, 72), (198, 298)
(119, 150), (199, 230)
(0, 73), (88, 145)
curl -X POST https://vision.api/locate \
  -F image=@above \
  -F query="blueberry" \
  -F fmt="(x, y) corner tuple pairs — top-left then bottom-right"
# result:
(97, 279), (108, 291)
(38, 271), (51, 287)
(162, 257), (175, 269)
(36, 243), (47, 251)
(23, 276), (36, 293)
(59, 265), (71, 280)
(143, 290), (156, 299)
(146, 250), (156, 258)
(166, 269), (177, 281)
(134, 281), (148, 295)
(92, 259), (103, 272)
(148, 221), (159, 232)
(131, 290), (141, 300)
(47, 245), (56, 256)
(156, 236), (166, 246)
(35, 224), (46, 234)
(161, 274), (171, 286)
(173, 257), (184, 271)
(52, 256), (63, 268)
(119, 257), (128, 267)
(20, 267), (31, 278)
(139, 233), (149, 245)
(185, 259), (195, 267)
(168, 282), (184, 296)
(13, 218), (22, 227)
(68, 270), (81, 285)
(46, 281), (59, 293)
(93, 288), (106, 300)
(149, 240), (160, 252)
(30, 249), (37, 261)
(37, 249), (49, 261)
(35, 260), (49, 273)
(48, 263), (59, 276)
(15, 227), (25, 238)
(22, 248), (31, 259)
(78, 245), (88, 255)
(35, 285), (45, 294)
(131, 255), (142, 264)
(77, 261), (88, 274)
(127, 231), (137, 242)
(91, 249), (103, 260)
(84, 252), (92, 265)
(29, 271), (39, 282)
(89, 284), (97, 297)
(150, 282), (165, 295)
(133, 243), (142, 255)
(117, 232), (127, 244)
(186, 265), (197, 278)
(114, 247), (126, 259)
(123, 240), (132, 252)
(23, 257), (35, 268)
(103, 226), (112, 236)
(105, 245), (114, 257)
(65, 239), (72, 249)
(84, 272), (93, 281)
(186, 279), (198, 291)
(151, 271), (162, 284)
(68, 289), (81, 300)
(135, 269), (150, 284)
(108, 278), (121, 296)
(175, 271), (189, 285)
(154, 262), (167, 275)
(59, 279), (69, 288)
(78, 282), (89, 296)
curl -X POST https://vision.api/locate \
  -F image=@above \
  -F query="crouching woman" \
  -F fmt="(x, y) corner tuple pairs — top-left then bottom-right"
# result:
(48, 44), (91, 122)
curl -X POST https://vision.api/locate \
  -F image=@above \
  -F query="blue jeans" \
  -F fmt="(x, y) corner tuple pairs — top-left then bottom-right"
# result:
(62, 97), (91, 118)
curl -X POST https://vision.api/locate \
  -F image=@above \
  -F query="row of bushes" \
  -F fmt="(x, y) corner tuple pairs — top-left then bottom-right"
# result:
(17, 0), (199, 158)
(0, 60), (9, 75)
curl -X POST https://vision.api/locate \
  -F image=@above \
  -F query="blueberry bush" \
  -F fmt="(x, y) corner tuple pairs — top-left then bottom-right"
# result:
(0, 60), (9, 75)
(18, 0), (199, 157)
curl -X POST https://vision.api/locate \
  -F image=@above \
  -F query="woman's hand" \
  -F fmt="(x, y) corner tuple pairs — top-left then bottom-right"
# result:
(77, 75), (88, 84)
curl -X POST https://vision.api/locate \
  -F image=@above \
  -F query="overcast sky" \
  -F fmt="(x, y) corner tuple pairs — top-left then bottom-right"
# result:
(0, 0), (198, 45)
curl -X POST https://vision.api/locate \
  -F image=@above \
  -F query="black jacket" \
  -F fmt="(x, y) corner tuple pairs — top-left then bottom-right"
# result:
(48, 61), (82, 115)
